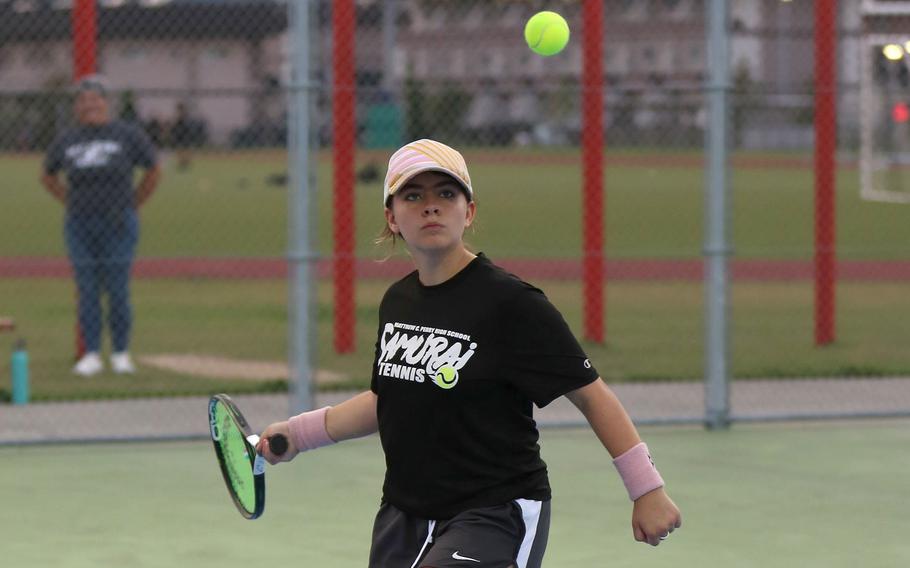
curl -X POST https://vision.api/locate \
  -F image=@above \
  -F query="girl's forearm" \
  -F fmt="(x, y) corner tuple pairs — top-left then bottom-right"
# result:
(325, 390), (379, 442)
(566, 379), (642, 458)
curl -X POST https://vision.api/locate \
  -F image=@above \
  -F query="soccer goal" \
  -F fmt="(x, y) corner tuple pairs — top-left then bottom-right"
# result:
(860, 1), (910, 203)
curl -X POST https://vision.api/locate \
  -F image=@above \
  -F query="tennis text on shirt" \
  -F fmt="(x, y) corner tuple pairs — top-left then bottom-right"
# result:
(376, 322), (477, 388)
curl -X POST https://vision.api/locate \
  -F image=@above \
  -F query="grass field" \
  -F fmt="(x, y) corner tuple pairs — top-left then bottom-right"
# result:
(2, 148), (909, 401)
(2, 277), (910, 401)
(2, 420), (907, 567)
(3, 149), (910, 259)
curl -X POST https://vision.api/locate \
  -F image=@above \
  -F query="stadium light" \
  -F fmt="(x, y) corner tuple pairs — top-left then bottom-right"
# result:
(883, 44), (904, 61)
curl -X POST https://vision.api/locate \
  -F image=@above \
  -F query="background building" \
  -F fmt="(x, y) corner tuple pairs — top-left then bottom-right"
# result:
(0, 0), (863, 149)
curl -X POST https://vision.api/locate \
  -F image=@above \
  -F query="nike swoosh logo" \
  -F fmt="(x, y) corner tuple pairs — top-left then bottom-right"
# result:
(452, 551), (480, 563)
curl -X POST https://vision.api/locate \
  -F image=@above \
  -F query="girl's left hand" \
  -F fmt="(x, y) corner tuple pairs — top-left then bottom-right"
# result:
(631, 487), (682, 546)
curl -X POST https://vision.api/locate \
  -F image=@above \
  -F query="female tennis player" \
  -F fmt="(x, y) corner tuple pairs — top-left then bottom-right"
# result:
(258, 139), (681, 567)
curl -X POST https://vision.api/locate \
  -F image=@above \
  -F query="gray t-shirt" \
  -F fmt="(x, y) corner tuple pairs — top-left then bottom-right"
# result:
(44, 120), (157, 215)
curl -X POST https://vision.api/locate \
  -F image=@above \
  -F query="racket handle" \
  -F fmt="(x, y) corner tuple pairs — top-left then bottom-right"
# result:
(268, 433), (288, 456)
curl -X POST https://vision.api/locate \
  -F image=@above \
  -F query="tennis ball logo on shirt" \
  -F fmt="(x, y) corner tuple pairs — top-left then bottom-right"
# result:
(433, 366), (459, 389)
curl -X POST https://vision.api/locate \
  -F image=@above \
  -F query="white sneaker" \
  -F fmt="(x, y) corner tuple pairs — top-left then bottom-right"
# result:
(73, 352), (103, 377)
(110, 351), (136, 374)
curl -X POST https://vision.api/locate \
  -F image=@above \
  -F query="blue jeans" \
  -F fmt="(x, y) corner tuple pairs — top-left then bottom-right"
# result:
(65, 210), (139, 353)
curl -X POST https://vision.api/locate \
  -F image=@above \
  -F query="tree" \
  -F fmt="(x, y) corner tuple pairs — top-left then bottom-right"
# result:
(403, 72), (429, 140)
(732, 62), (759, 148)
(428, 81), (472, 143)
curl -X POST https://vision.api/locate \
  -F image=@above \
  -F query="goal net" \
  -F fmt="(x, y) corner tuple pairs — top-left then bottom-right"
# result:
(860, 1), (910, 203)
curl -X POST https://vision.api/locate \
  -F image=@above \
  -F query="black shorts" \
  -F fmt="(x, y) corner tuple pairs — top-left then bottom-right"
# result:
(368, 499), (550, 568)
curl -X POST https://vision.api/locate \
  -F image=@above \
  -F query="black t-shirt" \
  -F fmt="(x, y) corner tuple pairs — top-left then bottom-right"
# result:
(44, 120), (157, 215)
(370, 253), (599, 519)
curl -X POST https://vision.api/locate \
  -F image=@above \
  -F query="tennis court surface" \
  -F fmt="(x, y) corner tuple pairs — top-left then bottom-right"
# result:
(2, 418), (907, 567)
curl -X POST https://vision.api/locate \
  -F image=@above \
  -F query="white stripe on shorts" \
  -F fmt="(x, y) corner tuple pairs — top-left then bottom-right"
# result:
(514, 499), (543, 568)
(409, 519), (436, 568)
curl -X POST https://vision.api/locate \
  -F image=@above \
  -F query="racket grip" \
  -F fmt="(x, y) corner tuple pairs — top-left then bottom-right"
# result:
(268, 433), (288, 456)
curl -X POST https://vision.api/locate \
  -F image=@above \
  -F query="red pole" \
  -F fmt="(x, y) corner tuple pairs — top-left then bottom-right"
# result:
(814, 0), (837, 345)
(72, 0), (97, 79)
(582, 0), (604, 343)
(333, 0), (356, 353)
(72, 0), (97, 359)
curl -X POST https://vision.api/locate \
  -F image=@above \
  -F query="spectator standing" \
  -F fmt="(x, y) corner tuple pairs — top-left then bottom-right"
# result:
(40, 75), (161, 376)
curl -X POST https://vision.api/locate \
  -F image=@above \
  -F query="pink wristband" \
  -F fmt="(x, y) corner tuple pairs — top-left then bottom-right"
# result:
(612, 442), (665, 501)
(287, 406), (335, 452)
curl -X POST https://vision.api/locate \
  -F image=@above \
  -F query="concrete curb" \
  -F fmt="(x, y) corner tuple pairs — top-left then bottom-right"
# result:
(2, 377), (909, 445)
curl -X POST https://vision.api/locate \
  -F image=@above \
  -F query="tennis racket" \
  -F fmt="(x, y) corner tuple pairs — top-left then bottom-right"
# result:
(208, 394), (288, 520)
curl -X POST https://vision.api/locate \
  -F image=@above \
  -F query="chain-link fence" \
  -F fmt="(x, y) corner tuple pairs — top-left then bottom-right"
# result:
(2, 0), (909, 443)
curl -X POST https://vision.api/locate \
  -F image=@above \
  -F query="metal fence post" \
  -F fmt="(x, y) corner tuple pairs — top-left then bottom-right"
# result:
(289, 0), (317, 415)
(704, 0), (732, 430)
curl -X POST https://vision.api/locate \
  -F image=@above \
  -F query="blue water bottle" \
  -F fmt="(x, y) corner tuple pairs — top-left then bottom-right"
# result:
(11, 338), (29, 405)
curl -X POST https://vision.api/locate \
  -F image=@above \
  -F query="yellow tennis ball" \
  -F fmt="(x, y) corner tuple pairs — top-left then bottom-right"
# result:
(524, 11), (570, 56)
(433, 366), (458, 389)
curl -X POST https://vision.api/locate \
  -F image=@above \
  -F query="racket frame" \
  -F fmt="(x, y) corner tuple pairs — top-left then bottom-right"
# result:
(208, 393), (267, 520)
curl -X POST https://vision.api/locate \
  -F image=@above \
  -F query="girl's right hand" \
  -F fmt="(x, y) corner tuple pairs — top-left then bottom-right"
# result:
(256, 421), (300, 464)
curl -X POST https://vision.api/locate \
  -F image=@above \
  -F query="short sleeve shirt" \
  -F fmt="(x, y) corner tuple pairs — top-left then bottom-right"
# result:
(44, 120), (157, 215)
(370, 253), (599, 519)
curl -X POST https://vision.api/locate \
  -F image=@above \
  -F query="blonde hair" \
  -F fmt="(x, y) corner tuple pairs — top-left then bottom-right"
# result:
(374, 224), (402, 250)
